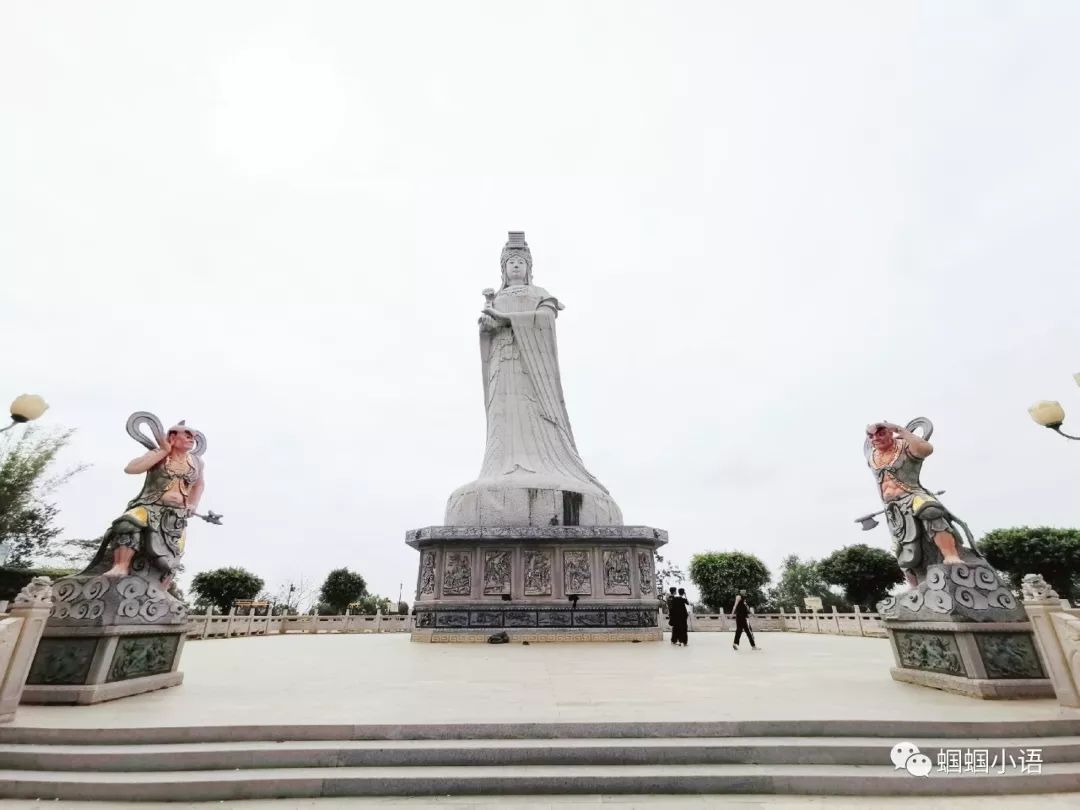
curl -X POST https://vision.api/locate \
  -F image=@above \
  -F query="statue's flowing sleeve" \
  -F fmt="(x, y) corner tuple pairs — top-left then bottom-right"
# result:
(502, 301), (579, 452)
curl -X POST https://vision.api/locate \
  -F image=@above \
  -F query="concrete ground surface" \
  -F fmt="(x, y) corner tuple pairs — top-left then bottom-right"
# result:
(12, 632), (1080, 727)
(4, 796), (1080, 808)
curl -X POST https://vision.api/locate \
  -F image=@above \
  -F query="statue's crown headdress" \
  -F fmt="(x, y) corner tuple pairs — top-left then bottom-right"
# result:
(500, 231), (532, 271)
(125, 411), (207, 457)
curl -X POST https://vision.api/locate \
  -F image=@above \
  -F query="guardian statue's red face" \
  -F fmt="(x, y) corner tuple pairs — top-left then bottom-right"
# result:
(867, 423), (894, 451)
(169, 429), (195, 452)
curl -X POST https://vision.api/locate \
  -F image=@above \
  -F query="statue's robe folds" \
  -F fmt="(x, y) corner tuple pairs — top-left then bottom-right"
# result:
(445, 284), (623, 527)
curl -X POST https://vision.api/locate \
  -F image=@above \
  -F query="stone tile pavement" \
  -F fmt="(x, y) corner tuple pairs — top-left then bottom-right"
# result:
(5, 795), (1080, 809)
(12, 633), (1080, 728)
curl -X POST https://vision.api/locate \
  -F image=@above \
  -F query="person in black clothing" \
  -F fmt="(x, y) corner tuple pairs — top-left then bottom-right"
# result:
(731, 591), (759, 651)
(666, 587), (678, 644)
(667, 586), (688, 646)
(678, 587), (692, 642)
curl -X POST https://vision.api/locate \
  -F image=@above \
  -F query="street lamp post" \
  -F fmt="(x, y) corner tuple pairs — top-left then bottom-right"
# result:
(0, 394), (49, 434)
(1028, 373), (1080, 441)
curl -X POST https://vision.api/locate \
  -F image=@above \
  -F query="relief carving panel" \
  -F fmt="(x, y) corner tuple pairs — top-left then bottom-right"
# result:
(603, 549), (632, 595)
(483, 549), (512, 595)
(523, 550), (552, 595)
(442, 550), (473, 596)
(563, 550), (592, 595)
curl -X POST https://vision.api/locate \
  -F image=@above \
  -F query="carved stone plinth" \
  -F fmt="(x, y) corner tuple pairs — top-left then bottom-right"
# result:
(407, 526), (667, 642)
(20, 574), (187, 705)
(877, 563), (1054, 699)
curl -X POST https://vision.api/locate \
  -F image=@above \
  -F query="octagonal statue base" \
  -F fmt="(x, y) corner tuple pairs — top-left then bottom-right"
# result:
(406, 526), (667, 643)
(20, 574), (187, 705)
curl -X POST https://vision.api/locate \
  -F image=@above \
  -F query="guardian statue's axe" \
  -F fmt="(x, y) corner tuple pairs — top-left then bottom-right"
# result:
(854, 491), (944, 531)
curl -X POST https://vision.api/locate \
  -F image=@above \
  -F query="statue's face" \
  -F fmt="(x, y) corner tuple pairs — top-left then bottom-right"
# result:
(170, 430), (195, 452)
(867, 424), (894, 451)
(504, 256), (528, 285)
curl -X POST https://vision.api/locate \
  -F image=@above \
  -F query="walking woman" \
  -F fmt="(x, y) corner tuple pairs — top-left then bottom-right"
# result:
(731, 591), (759, 651)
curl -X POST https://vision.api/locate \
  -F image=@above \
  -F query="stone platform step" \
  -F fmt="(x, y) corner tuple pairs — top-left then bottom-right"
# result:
(2, 735), (1079, 771)
(5, 719), (1080, 744)
(3, 722), (1079, 800)
(2, 762), (1079, 801)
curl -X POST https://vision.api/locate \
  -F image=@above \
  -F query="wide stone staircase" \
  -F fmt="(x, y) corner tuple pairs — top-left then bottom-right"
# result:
(1, 720), (1079, 801)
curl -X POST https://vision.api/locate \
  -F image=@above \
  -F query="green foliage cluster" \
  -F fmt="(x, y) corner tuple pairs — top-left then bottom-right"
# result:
(979, 527), (1080, 600)
(687, 545), (905, 615)
(0, 565), (78, 601)
(688, 551), (770, 613)
(766, 555), (851, 612)
(319, 568), (368, 613)
(348, 593), (392, 615)
(0, 427), (87, 567)
(816, 544), (904, 610)
(654, 553), (684, 598)
(190, 567), (265, 613)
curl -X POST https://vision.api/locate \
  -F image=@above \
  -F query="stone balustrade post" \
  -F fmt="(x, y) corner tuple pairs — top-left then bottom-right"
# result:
(793, 606), (801, 632)
(225, 607), (236, 637)
(830, 606), (841, 634)
(201, 606), (212, 639)
(812, 609), (821, 634)
(245, 609), (256, 637)
(1023, 575), (1080, 707)
(1, 578), (53, 722)
(375, 610), (383, 633)
(853, 605), (864, 637)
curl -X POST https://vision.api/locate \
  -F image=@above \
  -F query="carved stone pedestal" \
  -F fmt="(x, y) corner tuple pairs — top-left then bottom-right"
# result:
(20, 574), (187, 705)
(885, 620), (1054, 699)
(878, 563), (1054, 699)
(407, 526), (667, 642)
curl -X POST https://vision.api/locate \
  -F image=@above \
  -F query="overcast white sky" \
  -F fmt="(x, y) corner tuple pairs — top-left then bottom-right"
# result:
(4, 1), (1080, 606)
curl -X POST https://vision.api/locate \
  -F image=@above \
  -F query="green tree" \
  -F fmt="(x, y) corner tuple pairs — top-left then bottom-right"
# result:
(319, 568), (368, 613)
(0, 565), (77, 601)
(979, 527), (1080, 600)
(51, 537), (102, 568)
(817, 544), (903, 610)
(688, 551), (770, 613)
(654, 553), (684, 598)
(767, 554), (850, 612)
(350, 593), (392, 615)
(190, 567), (265, 614)
(0, 427), (87, 567)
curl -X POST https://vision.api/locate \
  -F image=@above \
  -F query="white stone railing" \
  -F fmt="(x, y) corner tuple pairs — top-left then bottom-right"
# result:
(686, 606), (887, 638)
(1022, 575), (1080, 708)
(0, 577), (54, 723)
(187, 605), (888, 640)
(185, 609), (413, 640)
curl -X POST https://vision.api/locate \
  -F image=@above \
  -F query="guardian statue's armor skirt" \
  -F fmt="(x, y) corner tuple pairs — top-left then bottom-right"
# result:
(103, 503), (188, 579)
(884, 490), (969, 573)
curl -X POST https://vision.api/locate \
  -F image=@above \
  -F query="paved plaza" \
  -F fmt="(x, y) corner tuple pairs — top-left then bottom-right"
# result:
(12, 632), (1080, 729)
(5, 793), (1080, 809)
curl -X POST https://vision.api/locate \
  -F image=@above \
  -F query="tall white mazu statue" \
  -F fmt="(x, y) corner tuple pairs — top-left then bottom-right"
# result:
(445, 231), (623, 528)
(407, 232), (667, 642)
